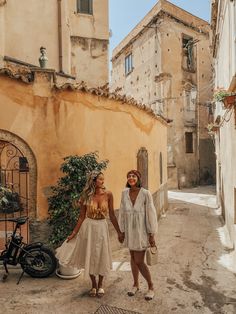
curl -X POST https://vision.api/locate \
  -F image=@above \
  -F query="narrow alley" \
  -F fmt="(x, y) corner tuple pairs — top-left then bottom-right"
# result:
(1, 186), (236, 314)
(0, 1), (236, 314)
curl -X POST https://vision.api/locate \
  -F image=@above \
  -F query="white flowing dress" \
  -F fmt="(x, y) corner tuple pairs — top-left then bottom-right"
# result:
(118, 188), (158, 251)
(56, 197), (112, 278)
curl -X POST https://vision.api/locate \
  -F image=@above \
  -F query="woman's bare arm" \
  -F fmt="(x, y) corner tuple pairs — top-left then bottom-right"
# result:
(107, 191), (124, 242)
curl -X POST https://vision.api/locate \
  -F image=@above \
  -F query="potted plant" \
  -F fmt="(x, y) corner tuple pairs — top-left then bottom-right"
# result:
(0, 186), (23, 214)
(214, 89), (236, 109)
(222, 94), (236, 108)
(56, 262), (82, 280)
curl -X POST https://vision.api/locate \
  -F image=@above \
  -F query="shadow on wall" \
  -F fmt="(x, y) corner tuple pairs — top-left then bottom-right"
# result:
(199, 138), (216, 185)
(152, 183), (168, 218)
(200, 167), (215, 185)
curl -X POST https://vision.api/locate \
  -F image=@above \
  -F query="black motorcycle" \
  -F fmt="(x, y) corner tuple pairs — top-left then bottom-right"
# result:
(0, 216), (57, 284)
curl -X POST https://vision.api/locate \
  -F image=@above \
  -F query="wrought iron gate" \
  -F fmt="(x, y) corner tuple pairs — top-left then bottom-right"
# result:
(0, 140), (29, 250)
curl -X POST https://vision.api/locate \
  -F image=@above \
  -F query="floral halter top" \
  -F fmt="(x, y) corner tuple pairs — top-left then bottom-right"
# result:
(86, 193), (109, 219)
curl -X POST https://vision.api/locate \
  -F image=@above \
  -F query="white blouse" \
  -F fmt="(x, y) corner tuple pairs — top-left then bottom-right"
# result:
(118, 187), (158, 251)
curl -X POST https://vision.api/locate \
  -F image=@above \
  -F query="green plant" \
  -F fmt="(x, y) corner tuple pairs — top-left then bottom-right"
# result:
(214, 90), (236, 102)
(48, 152), (108, 246)
(0, 186), (23, 214)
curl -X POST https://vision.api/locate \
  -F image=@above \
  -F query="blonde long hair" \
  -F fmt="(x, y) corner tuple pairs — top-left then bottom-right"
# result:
(80, 170), (103, 204)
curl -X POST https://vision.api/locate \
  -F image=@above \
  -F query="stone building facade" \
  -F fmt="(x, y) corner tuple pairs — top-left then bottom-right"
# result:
(0, 0), (109, 87)
(111, 0), (215, 188)
(211, 0), (236, 254)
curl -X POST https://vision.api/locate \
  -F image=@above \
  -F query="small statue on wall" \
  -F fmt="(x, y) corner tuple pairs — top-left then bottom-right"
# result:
(184, 39), (194, 70)
(39, 47), (48, 69)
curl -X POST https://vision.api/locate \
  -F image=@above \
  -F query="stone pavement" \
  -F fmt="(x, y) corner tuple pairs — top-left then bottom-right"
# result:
(1, 186), (236, 314)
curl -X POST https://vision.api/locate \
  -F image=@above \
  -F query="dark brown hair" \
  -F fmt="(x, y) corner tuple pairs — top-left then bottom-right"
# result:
(126, 170), (142, 188)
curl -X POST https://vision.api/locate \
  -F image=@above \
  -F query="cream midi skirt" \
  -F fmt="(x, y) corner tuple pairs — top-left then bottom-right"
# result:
(56, 218), (112, 278)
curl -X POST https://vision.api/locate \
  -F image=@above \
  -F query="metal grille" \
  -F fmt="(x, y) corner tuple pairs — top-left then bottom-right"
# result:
(94, 305), (141, 314)
(0, 140), (29, 250)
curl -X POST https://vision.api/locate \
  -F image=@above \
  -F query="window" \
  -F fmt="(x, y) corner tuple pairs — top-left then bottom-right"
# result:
(182, 35), (194, 71)
(125, 53), (133, 75)
(185, 132), (193, 153)
(77, 0), (93, 15)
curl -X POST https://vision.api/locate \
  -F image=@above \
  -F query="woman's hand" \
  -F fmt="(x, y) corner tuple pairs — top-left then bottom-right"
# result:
(118, 232), (125, 243)
(148, 234), (156, 247)
(67, 231), (76, 242)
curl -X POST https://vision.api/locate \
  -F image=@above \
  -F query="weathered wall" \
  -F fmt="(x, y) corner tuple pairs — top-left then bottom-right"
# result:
(112, 27), (161, 106)
(0, 0), (109, 86)
(0, 72), (168, 222)
(111, 0), (214, 188)
(4, 0), (58, 68)
(160, 14), (214, 188)
(212, 0), (236, 249)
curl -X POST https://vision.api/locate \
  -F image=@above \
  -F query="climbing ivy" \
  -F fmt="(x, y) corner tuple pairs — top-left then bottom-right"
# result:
(48, 152), (108, 246)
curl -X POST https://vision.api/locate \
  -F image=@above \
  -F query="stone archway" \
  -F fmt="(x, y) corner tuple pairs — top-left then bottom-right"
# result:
(0, 129), (37, 218)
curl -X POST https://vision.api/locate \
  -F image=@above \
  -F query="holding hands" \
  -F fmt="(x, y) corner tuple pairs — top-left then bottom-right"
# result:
(118, 232), (125, 243)
(148, 234), (156, 247)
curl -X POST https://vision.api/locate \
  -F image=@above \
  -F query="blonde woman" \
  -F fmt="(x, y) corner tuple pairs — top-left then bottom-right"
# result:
(56, 171), (124, 297)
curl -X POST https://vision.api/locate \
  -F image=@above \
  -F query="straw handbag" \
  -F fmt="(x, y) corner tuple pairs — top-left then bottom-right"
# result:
(146, 245), (158, 266)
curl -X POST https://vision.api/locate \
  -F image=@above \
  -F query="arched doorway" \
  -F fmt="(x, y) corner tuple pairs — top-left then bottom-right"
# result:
(0, 130), (37, 249)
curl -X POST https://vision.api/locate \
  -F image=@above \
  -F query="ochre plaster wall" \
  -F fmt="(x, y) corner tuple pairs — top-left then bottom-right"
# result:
(4, 0), (59, 68)
(0, 0), (109, 86)
(0, 74), (167, 220)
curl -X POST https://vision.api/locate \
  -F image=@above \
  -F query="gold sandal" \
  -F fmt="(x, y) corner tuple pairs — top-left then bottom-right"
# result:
(89, 288), (97, 297)
(97, 287), (105, 298)
(145, 289), (154, 301)
(127, 286), (139, 296)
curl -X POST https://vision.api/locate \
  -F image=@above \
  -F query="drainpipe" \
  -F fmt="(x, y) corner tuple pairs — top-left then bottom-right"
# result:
(57, 0), (63, 72)
(0, 2), (5, 66)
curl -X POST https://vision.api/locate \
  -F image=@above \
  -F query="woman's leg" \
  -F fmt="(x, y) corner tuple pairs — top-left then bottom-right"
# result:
(89, 274), (97, 289)
(130, 250), (139, 288)
(97, 275), (105, 297)
(98, 275), (104, 289)
(133, 251), (153, 290)
(89, 274), (97, 296)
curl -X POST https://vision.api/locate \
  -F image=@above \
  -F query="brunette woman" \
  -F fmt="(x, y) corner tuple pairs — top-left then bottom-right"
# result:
(118, 170), (158, 300)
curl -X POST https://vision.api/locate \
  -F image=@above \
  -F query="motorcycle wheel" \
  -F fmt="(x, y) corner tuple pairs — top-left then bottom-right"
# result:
(20, 245), (57, 278)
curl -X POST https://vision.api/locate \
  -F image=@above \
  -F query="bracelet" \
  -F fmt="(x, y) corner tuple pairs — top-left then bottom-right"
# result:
(72, 231), (76, 235)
